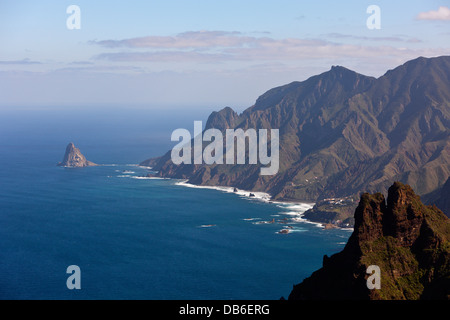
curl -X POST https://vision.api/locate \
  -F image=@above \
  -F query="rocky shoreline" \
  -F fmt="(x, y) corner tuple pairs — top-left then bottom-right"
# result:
(158, 175), (348, 231)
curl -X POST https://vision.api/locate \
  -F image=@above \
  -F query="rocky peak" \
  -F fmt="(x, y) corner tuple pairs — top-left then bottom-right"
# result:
(204, 106), (240, 131)
(57, 142), (97, 167)
(349, 182), (425, 249)
(383, 182), (425, 246)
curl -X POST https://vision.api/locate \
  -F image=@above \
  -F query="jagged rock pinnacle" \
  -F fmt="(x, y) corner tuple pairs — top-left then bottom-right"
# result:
(288, 182), (450, 300)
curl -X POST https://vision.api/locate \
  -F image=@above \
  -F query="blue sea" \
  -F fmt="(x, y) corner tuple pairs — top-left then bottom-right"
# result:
(0, 107), (352, 300)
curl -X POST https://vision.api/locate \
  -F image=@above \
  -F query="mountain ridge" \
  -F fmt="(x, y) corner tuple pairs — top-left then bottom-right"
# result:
(141, 56), (450, 223)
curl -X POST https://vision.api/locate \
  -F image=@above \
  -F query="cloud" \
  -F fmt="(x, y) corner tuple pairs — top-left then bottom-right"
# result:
(91, 31), (256, 49)
(0, 58), (41, 65)
(417, 6), (450, 21)
(93, 38), (437, 65)
(90, 31), (441, 67)
(91, 32), (337, 64)
(68, 61), (94, 65)
(95, 51), (232, 63)
(323, 33), (422, 43)
(92, 33), (340, 64)
(54, 65), (145, 74)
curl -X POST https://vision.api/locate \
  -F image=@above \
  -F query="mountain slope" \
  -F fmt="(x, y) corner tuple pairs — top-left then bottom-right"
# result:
(141, 56), (450, 224)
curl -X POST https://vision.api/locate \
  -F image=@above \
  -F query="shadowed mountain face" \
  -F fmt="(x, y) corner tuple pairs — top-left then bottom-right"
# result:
(435, 178), (450, 217)
(142, 56), (450, 213)
(288, 182), (450, 300)
(57, 142), (97, 167)
(424, 177), (450, 218)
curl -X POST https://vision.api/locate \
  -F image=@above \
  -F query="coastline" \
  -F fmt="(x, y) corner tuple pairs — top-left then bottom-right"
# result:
(135, 166), (353, 231)
(173, 180), (332, 230)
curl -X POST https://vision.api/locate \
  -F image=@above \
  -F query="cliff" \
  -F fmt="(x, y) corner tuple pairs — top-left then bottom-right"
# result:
(288, 182), (450, 300)
(57, 142), (97, 167)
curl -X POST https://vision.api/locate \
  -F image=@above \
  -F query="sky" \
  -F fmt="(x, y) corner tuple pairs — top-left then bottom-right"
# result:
(0, 0), (450, 111)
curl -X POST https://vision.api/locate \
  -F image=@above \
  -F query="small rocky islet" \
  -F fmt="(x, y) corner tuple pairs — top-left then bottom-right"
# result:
(57, 142), (97, 167)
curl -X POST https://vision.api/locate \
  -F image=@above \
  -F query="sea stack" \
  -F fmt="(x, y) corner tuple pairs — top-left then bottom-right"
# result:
(57, 142), (97, 167)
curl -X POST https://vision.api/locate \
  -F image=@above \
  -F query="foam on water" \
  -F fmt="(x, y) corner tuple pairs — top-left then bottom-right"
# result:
(130, 176), (169, 180)
(175, 180), (271, 202)
(174, 180), (326, 229)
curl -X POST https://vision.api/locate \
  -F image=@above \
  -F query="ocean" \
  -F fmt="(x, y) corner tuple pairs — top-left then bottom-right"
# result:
(0, 107), (352, 300)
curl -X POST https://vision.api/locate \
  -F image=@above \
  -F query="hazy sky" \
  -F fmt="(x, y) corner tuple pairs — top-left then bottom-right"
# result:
(1, 0), (450, 110)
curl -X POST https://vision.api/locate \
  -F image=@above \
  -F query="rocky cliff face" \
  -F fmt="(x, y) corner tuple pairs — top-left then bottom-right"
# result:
(288, 182), (450, 300)
(57, 142), (97, 167)
(142, 56), (450, 226)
